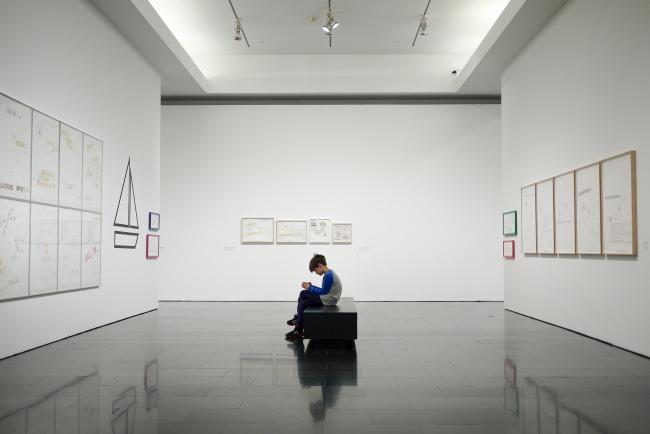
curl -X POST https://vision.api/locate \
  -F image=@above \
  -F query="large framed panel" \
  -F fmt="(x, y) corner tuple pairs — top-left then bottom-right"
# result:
(601, 151), (637, 255)
(31, 111), (59, 205)
(576, 163), (602, 254)
(82, 134), (103, 213)
(0, 198), (30, 300)
(59, 124), (83, 209)
(58, 208), (82, 291)
(241, 217), (274, 244)
(520, 184), (537, 254)
(536, 179), (555, 254)
(81, 212), (101, 288)
(0, 93), (32, 200)
(554, 172), (576, 254)
(29, 204), (58, 295)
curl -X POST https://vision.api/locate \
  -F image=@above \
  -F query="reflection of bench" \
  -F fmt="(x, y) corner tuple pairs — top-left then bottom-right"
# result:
(303, 297), (357, 340)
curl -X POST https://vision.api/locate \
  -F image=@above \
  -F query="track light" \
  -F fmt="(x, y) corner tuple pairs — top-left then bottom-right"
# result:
(322, 11), (339, 34)
(233, 18), (242, 41)
(418, 15), (429, 36)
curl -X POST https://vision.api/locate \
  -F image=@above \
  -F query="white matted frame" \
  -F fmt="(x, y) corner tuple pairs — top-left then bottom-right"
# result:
(276, 220), (307, 244)
(536, 178), (555, 254)
(521, 184), (537, 254)
(575, 163), (602, 255)
(308, 218), (331, 244)
(554, 171), (576, 255)
(241, 217), (274, 244)
(601, 151), (637, 256)
(332, 223), (352, 244)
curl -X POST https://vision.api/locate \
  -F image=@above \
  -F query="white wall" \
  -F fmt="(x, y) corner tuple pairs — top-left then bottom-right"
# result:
(502, 0), (650, 356)
(160, 104), (503, 301)
(0, 0), (161, 359)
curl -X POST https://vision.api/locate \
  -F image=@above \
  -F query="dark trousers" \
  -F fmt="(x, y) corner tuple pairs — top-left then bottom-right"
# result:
(296, 289), (323, 330)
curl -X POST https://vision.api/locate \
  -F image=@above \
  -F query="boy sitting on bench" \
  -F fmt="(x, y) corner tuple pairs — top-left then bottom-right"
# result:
(285, 254), (342, 341)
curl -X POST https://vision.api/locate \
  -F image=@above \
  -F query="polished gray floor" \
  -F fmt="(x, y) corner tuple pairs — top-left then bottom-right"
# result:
(0, 302), (649, 433)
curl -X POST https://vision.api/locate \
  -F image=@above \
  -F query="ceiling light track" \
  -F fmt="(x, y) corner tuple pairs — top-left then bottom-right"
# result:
(412, 0), (432, 47)
(228, 0), (250, 48)
(322, 0), (340, 47)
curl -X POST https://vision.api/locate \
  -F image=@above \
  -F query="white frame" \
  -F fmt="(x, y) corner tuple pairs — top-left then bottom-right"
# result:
(601, 151), (637, 255)
(521, 184), (537, 254)
(276, 220), (308, 244)
(575, 163), (602, 255)
(308, 218), (331, 244)
(536, 178), (555, 254)
(554, 171), (576, 255)
(332, 223), (352, 244)
(241, 217), (274, 244)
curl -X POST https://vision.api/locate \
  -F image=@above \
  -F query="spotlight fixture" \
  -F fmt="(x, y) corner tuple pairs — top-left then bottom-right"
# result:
(233, 19), (242, 41)
(418, 15), (428, 36)
(322, 11), (339, 35)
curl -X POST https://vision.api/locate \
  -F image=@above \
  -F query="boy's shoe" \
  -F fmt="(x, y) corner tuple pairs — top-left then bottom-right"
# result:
(287, 317), (296, 326)
(285, 329), (303, 340)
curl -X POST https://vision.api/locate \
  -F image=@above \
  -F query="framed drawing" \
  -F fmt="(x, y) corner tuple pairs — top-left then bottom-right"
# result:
(276, 220), (307, 244)
(554, 171), (576, 254)
(308, 219), (330, 244)
(575, 163), (602, 254)
(146, 234), (159, 259)
(503, 240), (515, 259)
(0, 93), (32, 201)
(502, 211), (517, 236)
(520, 184), (537, 254)
(241, 218), (274, 244)
(149, 212), (160, 231)
(601, 151), (637, 255)
(332, 223), (352, 244)
(31, 111), (59, 205)
(536, 178), (555, 254)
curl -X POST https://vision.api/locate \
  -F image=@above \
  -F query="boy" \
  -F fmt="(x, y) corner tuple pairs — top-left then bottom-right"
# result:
(285, 254), (342, 341)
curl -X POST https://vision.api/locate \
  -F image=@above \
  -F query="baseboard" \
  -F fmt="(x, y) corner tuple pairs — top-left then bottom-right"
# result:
(506, 308), (650, 360)
(0, 308), (158, 361)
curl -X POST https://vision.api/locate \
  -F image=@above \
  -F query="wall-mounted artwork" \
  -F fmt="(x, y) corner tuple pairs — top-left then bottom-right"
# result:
(149, 212), (160, 231)
(521, 184), (537, 254)
(0, 92), (102, 302)
(575, 163), (601, 254)
(554, 171), (576, 254)
(536, 179), (555, 254)
(308, 219), (330, 244)
(241, 218), (274, 244)
(503, 240), (515, 259)
(146, 234), (159, 259)
(113, 158), (139, 248)
(601, 151), (637, 255)
(276, 220), (307, 244)
(502, 211), (517, 236)
(332, 223), (352, 244)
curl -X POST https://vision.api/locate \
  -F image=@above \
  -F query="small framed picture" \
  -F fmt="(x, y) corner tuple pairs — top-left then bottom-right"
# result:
(503, 210), (517, 236)
(276, 220), (308, 244)
(308, 218), (331, 244)
(332, 223), (352, 244)
(241, 217), (274, 244)
(149, 212), (160, 231)
(503, 240), (515, 259)
(146, 234), (159, 259)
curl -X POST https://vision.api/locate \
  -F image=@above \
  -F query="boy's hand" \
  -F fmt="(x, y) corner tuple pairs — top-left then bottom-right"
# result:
(301, 282), (310, 289)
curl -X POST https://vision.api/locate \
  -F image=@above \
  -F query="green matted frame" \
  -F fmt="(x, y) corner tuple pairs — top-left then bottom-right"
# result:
(503, 210), (517, 236)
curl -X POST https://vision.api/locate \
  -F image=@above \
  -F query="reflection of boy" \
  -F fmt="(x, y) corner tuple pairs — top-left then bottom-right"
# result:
(285, 254), (342, 340)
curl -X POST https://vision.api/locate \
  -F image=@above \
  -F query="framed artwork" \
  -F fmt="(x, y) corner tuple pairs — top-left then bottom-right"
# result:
(554, 171), (576, 255)
(146, 234), (159, 259)
(241, 217), (274, 244)
(308, 219), (330, 244)
(502, 211), (517, 236)
(575, 163), (602, 254)
(520, 184), (537, 254)
(601, 151), (637, 255)
(149, 212), (160, 231)
(332, 223), (352, 244)
(536, 178), (555, 254)
(503, 240), (515, 259)
(276, 220), (307, 244)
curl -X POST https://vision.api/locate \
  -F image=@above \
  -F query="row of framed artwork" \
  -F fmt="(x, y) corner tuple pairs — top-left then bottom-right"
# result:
(506, 150), (637, 256)
(241, 218), (352, 244)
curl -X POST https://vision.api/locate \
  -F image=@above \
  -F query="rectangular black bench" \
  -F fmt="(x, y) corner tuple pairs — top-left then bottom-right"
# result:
(303, 297), (357, 340)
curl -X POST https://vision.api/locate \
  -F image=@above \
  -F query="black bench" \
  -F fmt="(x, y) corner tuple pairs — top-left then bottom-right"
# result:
(303, 297), (357, 340)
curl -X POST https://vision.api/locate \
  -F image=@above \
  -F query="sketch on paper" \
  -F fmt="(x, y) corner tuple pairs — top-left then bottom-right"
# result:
(503, 240), (515, 259)
(602, 152), (636, 255)
(59, 123), (83, 208)
(308, 219), (330, 244)
(241, 218), (274, 243)
(29, 204), (58, 295)
(276, 220), (307, 244)
(503, 211), (517, 236)
(0, 198), (30, 300)
(82, 212), (101, 288)
(521, 185), (536, 254)
(146, 234), (159, 259)
(332, 223), (352, 244)
(31, 112), (59, 204)
(575, 164), (601, 254)
(554, 172), (576, 254)
(58, 208), (82, 291)
(536, 179), (555, 254)
(114, 158), (139, 248)
(0, 94), (31, 200)
(149, 212), (160, 231)
(82, 134), (103, 212)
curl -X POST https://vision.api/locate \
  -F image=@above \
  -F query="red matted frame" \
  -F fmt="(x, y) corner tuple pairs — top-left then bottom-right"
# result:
(503, 240), (515, 259)
(146, 234), (159, 259)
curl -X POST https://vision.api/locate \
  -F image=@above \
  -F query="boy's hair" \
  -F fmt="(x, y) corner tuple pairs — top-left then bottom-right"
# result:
(309, 254), (327, 272)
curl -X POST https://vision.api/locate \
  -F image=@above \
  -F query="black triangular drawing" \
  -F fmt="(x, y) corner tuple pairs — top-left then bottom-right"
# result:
(114, 158), (139, 249)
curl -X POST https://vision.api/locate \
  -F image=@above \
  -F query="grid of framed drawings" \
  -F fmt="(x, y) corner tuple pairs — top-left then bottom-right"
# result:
(0, 93), (103, 302)
(241, 218), (352, 245)
(520, 150), (637, 256)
